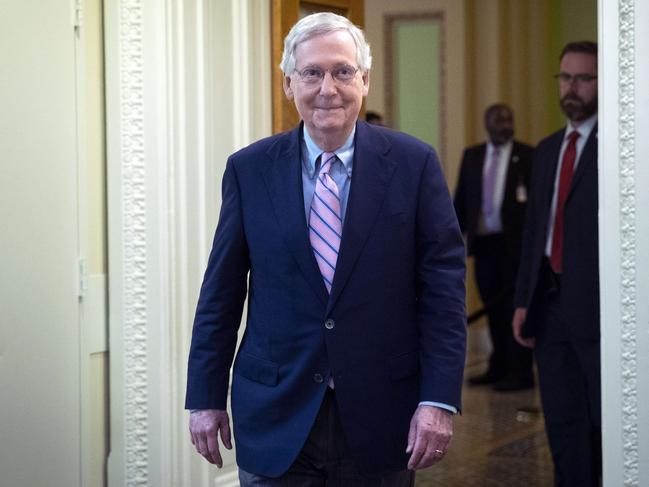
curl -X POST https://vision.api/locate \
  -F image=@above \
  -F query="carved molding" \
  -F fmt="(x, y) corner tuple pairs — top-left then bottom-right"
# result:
(119, 1), (149, 485)
(618, 0), (638, 484)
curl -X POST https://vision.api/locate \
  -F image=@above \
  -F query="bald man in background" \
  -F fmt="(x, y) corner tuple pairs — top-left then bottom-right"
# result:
(454, 104), (534, 392)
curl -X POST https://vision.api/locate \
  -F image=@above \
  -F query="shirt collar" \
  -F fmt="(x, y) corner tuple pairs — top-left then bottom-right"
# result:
(486, 139), (513, 155)
(302, 126), (355, 178)
(566, 113), (598, 141)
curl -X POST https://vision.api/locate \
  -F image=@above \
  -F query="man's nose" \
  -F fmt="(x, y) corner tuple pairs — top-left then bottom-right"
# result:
(319, 71), (338, 95)
(565, 83), (579, 95)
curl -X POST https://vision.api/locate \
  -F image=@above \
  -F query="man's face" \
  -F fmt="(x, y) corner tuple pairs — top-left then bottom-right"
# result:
(486, 107), (514, 146)
(284, 31), (369, 143)
(558, 52), (598, 122)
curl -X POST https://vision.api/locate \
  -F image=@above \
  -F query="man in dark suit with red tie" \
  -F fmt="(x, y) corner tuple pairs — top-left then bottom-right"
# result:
(184, 12), (466, 486)
(513, 41), (600, 486)
(454, 104), (534, 391)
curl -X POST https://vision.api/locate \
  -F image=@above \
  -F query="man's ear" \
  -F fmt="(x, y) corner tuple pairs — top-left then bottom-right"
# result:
(283, 75), (294, 100)
(361, 70), (370, 97)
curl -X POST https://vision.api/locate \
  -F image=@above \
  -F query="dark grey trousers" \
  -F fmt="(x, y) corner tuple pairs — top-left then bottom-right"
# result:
(535, 292), (601, 487)
(238, 389), (414, 487)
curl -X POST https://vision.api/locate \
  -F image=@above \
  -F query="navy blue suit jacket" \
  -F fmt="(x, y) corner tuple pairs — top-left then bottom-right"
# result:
(514, 125), (599, 340)
(185, 121), (466, 477)
(454, 140), (534, 260)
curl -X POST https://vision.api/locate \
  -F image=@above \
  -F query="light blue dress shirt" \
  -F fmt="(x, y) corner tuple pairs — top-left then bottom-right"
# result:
(301, 126), (355, 222)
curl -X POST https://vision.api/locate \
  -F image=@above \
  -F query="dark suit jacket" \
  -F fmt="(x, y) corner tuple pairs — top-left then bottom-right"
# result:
(453, 140), (534, 261)
(513, 125), (599, 340)
(185, 121), (466, 477)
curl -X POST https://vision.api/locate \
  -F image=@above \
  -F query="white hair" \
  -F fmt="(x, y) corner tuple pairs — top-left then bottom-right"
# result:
(279, 12), (372, 74)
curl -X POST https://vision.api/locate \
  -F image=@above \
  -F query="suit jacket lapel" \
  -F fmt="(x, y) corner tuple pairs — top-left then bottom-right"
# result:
(475, 143), (486, 197)
(568, 123), (597, 199)
(471, 146), (486, 225)
(327, 122), (397, 313)
(263, 124), (329, 305)
(475, 144), (487, 172)
(503, 142), (521, 207)
(533, 129), (566, 238)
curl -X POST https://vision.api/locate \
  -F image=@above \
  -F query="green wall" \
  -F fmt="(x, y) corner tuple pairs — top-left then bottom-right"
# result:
(395, 21), (440, 149)
(549, 0), (598, 128)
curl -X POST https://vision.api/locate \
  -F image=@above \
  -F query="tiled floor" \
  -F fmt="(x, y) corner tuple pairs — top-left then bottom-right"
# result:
(416, 322), (554, 486)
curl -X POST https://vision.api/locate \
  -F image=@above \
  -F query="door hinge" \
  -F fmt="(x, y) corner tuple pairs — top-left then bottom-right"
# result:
(77, 257), (88, 299)
(73, 0), (83, 31)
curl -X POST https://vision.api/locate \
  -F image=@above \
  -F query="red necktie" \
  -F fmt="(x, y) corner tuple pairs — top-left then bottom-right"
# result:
(550, 131), (580, 273)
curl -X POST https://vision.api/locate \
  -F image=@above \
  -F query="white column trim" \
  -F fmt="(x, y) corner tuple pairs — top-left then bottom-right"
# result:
(617, 1), (639, 483)
(106, 0), (271, 486)
(116, 1), (149, 485)
(232, 0), (251, 151)
(600, 0), (649, 485)
(107, 0), (172, 485)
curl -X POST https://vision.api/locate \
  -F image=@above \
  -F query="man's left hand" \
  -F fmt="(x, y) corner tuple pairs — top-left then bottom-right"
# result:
(406, 405), (453, 470)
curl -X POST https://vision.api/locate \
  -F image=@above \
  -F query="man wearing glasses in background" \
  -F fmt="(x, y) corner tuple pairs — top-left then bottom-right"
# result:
(513, 41), (600, 486)
(185, 12), (466, 487)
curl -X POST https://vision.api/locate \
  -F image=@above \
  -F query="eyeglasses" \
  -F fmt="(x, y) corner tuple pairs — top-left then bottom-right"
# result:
(294, 64), (360, 85)
(554, 73), (597, 84)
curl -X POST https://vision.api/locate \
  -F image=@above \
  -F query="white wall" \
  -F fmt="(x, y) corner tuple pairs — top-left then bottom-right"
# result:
(0, 1), (102, 486)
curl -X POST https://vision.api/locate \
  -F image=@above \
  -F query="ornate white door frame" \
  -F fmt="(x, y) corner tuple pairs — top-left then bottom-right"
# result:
(105, 0), (648, 485)
(600, 0), (649, 485)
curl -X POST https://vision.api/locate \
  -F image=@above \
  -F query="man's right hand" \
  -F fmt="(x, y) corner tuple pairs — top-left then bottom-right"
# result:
(189, 409), (232, 467)
(512, 307), (535, 348)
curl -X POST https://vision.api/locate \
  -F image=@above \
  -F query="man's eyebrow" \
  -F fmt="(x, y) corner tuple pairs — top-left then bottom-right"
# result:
(299, 63), (353, 68)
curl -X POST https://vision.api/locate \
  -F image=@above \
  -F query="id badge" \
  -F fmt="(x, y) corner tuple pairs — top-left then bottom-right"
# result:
(516, 184), (528, 203)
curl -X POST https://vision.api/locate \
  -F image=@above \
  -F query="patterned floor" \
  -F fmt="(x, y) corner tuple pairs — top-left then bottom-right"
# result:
(415, 322), (554, 486)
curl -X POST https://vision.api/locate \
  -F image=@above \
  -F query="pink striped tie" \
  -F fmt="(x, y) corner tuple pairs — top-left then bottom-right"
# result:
(309, 152), (342, 293)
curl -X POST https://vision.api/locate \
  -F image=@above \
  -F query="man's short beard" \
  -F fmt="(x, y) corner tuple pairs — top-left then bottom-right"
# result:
(560, 95), (598, 122)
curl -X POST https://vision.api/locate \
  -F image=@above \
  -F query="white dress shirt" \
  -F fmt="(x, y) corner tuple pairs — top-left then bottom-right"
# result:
(480, 140), (513, 234)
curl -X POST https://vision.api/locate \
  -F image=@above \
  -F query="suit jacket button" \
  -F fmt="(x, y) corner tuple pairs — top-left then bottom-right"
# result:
(324, 319), (335, 330)
(313, 373), (324, 383)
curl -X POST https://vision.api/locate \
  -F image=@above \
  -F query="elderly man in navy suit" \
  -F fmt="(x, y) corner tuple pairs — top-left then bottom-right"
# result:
(513, 41), (600, 486)
(185, 12), (466, 486)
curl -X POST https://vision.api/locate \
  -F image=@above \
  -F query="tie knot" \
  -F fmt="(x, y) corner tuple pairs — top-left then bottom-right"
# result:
(568, 131), (580, 143)
(320, 152), (337, 174)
